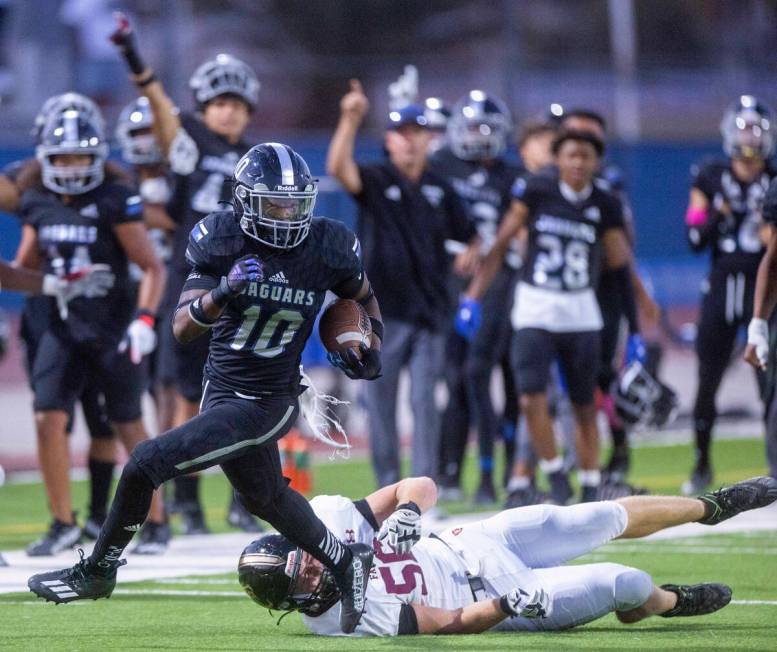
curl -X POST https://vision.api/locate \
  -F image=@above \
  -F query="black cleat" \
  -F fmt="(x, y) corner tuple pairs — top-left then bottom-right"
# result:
(27, 549), (126, 604)
(697, 476), (777, 525)
(473, 481), (497, 506)
(602, 445), (630, 484)
(335, 543), (374, 634)
(547, 470), (573, 506)
(227, 496), (264, 533)
(682, 464), (712, 496)
(597, 480), (650, 500)
(131, 521), (171, 555)
(504, 486), (546, 509)
(179, 503), (210, 536)
(26, 518), (81, 556)
(659, 582), (732, 617)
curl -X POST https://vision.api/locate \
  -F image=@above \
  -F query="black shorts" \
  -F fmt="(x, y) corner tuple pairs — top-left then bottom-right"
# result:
(32, 330), (146, 423)
(154, 311), (209, 402)
(132, 379), (299, 488)
(511, 328), (601, 405)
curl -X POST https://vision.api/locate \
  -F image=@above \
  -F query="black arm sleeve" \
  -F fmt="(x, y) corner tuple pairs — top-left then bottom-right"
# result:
(398, 604), (419, 635)
(610, 265), (639, 334)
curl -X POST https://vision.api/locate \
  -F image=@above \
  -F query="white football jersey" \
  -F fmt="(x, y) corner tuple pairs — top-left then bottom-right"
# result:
(301, 495), (474, 637)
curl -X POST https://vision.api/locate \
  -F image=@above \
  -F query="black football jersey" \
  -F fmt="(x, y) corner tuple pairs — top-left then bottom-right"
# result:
(690, 159), (776, 273)
(20, 182), (143, 346)
(167, 112), (252, 277)
(183, 210), (363, 395)
(430, 146), (523, 248)
(512, 174), (625, 293)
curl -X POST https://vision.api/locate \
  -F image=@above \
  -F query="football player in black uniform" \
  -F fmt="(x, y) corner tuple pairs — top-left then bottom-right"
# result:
(28, 143), (380, 635)
(110, 14), (263, 533)
(115, 96), (177, 453)
(433, 91), (523, 504)
(458, 130), (638, 505)
(745, 176), (777, 480)
(2, 93), (165, 552)
(14, 106), (169, 554)
(686, 96), (777, 494)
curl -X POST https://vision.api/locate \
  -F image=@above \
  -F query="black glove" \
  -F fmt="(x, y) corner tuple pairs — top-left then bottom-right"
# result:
(109, 11), (147, 75)
(211, 255), (264, 306)
(327, 343), (382, 380)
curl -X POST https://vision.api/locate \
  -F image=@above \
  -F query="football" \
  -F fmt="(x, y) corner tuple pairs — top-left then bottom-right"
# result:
(318, 298), (372, 355)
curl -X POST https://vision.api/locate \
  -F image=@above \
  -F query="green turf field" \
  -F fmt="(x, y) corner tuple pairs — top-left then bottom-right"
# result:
(0, 436), (774, 650)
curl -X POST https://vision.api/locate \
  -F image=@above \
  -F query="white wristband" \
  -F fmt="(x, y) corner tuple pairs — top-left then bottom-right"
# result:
(41, 274), (60, 296)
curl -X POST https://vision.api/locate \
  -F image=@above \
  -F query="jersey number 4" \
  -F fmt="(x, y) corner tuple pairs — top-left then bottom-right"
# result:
(231, 306), (305, 358)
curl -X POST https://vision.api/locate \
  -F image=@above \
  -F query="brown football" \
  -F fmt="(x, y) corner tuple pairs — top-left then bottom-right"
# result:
(319, 298), (372, 355)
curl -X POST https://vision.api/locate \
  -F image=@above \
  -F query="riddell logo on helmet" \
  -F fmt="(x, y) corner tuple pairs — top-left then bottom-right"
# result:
(275, 185), (298, 191)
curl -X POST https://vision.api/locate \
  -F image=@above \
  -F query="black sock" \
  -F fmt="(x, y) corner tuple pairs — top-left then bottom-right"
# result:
(89, 459), (154, 574)
(694, 423), (712, 468)
(611, 425), (627, 448)
(88, 458), (115, 522)
(252, 485), (352, 575)
(174, 475), (200, 508)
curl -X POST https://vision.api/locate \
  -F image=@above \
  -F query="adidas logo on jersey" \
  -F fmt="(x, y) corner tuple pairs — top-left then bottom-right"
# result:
(268, 271), (288, 284)
(80, 203), (99, 219)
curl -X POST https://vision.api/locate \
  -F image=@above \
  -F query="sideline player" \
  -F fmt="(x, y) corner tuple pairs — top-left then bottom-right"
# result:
(4, 93), (135, 547)
(14, 106), (169, 554)
(458, 129), (639, 504)
(685, 96), (777, 494)
(432, 90), (522, 504)
(239, 474), (776, 636)
(28, 143), (381, 634)
(744, 176), (777, 479)
(110, 13), (263, 533)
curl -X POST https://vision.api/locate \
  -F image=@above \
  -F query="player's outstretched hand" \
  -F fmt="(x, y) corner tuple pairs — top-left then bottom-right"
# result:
(745, 318), (769, 370)
(500, 586), (552, 619)
(340, 79), (369, 122)
(327, 343), (382, 380)
(455, 297), (481, 341)
(109, 11), (147, 76)
(377, 502), (422, 554)
(119, 312), (157, 364)
(43, 264), (116, 320)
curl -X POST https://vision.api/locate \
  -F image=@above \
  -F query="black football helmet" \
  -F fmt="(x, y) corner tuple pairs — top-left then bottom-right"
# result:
(32, 92), (105, 143)
(115, 96), (162, 165)
(614, 361), (679, 429)
(189, 53), (260, 110)
(720, 95), (775, 161)
(448, 90), (513, 161)
(238, 534), (340, 617)
(35, 109), (108, 195)
(233, 142), (317, 249)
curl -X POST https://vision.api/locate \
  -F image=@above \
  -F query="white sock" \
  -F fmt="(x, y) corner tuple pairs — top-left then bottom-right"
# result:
(507, 476), (531, 492)
(539, 456), (564, 475)
(578, 469), (601, 487)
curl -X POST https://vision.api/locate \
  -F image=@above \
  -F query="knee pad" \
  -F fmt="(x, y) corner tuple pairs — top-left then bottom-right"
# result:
(122, 456), (154, 489)
(612, 565), (653, 611)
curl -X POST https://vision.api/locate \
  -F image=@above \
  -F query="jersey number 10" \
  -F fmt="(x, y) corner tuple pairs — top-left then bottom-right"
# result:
(231, 306), (305, 358)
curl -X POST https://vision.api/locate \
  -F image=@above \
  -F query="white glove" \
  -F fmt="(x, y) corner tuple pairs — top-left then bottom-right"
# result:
(387, 64), (419, 111)
(118, 316), (157, 364)
(377, 502), (422, 554)
(501, 586), (552, 619)
(43, 264), (116, 320)
(747, 318), (770, 369)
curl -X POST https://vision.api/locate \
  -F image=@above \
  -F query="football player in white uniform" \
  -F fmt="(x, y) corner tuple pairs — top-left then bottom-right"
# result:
(239, 475), (777, 636)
